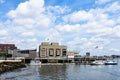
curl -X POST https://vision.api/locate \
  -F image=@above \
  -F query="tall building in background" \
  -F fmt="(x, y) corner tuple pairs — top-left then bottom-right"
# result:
(0, 44), (17, 52)
(39, 42), (67, 58)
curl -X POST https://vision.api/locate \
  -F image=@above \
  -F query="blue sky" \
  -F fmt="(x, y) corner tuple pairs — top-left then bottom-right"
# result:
(0, 0), (120, 55)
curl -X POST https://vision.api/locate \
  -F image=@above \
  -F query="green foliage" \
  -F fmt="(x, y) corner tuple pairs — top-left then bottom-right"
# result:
(0, 51), (8, 56)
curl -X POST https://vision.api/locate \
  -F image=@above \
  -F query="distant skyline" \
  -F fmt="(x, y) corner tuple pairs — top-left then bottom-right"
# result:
(0, 0), (120, 55)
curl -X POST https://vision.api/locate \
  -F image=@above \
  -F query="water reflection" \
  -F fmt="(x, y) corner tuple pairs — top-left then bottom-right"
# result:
(39, 65), (67, 80)
(0, 63), (120, 80)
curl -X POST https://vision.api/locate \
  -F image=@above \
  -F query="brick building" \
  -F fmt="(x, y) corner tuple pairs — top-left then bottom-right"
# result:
(0, 44), (17, 52)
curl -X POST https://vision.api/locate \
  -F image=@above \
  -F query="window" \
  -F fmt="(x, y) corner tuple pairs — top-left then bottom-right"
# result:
(62, 49), (66, 56)
(20, 50), (29, 54)
(49, 48), (54, 56)
(56, 49), (60, 56)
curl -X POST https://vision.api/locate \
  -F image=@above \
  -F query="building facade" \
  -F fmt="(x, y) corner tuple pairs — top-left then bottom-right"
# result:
(12, 49), (37, 59)
(67, 51), (79, 62)
(39, 42), (67, 58)
(0, 44), (17, 52)
(67, 51), (79, 59)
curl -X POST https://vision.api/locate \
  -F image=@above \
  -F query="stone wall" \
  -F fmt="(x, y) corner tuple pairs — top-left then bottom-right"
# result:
(0, 62), (25, 74)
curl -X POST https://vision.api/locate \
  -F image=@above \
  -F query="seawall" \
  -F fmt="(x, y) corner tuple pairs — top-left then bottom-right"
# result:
(0, 60), (26, 74)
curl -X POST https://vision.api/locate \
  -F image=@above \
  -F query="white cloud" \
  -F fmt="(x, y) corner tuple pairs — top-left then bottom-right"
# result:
(67, 37), (87, 50)
(61, 3), (118, 38)
(90, 37), (110, 46)
(109, 48), (120, 52)
(0, 29), (7, 36)
(63, 10), (93, 23)
(4, 0), (53, 49)
(95, 0), (112, 5)
(56, 24), (81, 33)
(1, 0), (120, 55)
(105, 2), (120, 12)
(7, 0), (44, 19)
(58, 2), (120, 54)
(7, 0), (52, 29)
(67, 36), (112, 55)
(16, 38), (38, 49)
(0, 22), (3, 26)
(41, 28), (63, 42)
(26, 38), (38, 43)
(113, 26), (120, 37)
(0, 0), (5, 3)
(34, 14), (52, 29)
(46, 6), (70, 15)
(86, 26), (112, 34)
(13, 18), (35, 26)
(7, 0), (53, 29)
(21, 32), (35, 37)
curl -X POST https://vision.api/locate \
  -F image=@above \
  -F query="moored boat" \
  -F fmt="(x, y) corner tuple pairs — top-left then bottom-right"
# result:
(90, 61), (105, 65)
(104, 60), (117, 65)
(30, 60), (41, 66)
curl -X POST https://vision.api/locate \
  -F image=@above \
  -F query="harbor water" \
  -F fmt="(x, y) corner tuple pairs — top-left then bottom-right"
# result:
(0, 61), (120, 80)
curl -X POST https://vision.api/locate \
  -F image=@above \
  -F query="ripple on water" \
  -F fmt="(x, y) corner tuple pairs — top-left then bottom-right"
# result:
(0, 62), (120, 80)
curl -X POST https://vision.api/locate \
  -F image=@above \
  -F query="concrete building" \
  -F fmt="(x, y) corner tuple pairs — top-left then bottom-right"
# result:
(67, 51), (79, 62)
(39, 42), (67, 63)
(39, 42), (67, 58)
(12, 49), (37, 59)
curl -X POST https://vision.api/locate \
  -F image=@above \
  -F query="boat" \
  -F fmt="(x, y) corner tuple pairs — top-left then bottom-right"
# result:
(90, 61), (105, 65)
(30, 60), (41, 66)
(104, 60), (117, 65)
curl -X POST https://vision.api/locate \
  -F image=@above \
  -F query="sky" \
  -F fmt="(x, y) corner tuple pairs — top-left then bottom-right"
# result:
(0, 0), (120, 56)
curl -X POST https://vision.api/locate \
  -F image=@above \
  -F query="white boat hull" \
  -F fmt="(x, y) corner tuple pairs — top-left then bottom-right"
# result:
(30, 60), (41, 66)
(91, 61), (105, 65)
(105, 61), (117, 65)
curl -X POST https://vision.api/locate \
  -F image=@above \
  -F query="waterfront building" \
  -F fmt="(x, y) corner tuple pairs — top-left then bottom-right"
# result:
(39, 42), (67, 63)
(0, 44), (17, 52)
(12, 49), (37, 59)
(67, 51), (79, 62)
(74, 55), (107, 64)
(74, 55), (96, 64)
(0, 44), (17, 59)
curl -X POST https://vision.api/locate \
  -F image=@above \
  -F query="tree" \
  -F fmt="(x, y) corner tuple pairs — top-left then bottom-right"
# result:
(0, 51), (8, 60)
